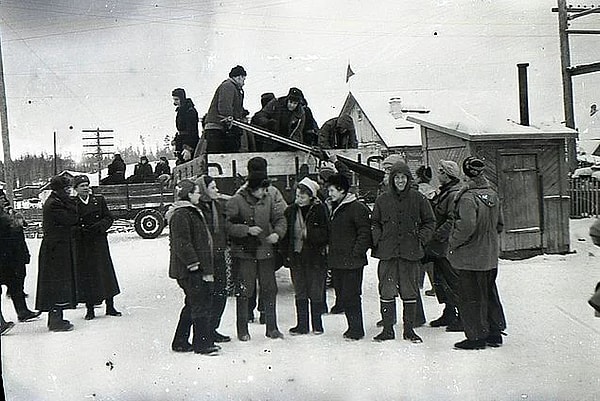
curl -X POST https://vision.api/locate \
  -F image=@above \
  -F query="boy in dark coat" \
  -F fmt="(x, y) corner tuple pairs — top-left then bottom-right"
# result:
(72, 175), (121, 320)
(280, 177), (329, 335)
(130, 156), (154, 183)
(101, 154), (126, 185)
(449, 156), (506, 350)
(371, 161), (435, 343)
(172, 88), (200, 164)
(325, 173), (371, 340)
(166, 179), (219, 355)
(226, 169), (287, 341)
(36, 175), (79, 332)
(155, 157), (171, 177)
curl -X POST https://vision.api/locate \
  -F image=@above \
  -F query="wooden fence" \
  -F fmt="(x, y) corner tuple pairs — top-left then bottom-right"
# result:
(569, 178), (600, 218)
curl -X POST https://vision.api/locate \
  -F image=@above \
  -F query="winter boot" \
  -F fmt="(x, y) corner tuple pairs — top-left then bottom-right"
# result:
(105, 298), (122, 317)
(236, 297), (251, 341)
(429, 304), (457, 327)
(172, 306), (193, 351)
(310, 300), (324, 334)
(454, 338), (486, 350)
(402, 302), (422, 343)
(289, 299), (309, 335)
(48, 308), (74, 332)
(265, 300), (284, 339)
(373, 300), (396, 342)
(414, 292), (426, 328)
(210, 294), (230, 343)
(84, 303), (95, 320)
(12, 292), (41, 322)
(485, 331), (505, 348)
(343, 303), (365, 340)
(192, 318), (220, 355)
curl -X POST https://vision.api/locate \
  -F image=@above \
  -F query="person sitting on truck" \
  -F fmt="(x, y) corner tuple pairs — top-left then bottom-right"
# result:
(172, 88), (199, 165)
(204, 65), (248, 154)
(318, 114), (357, 149)
(155, 157), (171, 177)
(129, 156), (155, 183)
(101, 154), (126, 185)
(252, 87), (306, 151)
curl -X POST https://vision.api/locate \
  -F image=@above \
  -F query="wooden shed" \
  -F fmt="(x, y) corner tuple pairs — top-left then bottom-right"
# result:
(407, 115), (578, 258)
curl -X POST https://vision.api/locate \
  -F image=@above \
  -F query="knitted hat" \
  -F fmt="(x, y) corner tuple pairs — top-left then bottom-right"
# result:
(261, 92), (275, 107)
(438, 160), (460, 179)
(72, 175), (90, 188)
(171, 88), (186, 101)
(297, 177), (319, 198)
(462, 156), (485, 178)
(229, 65), (247, 78)
(247, 156), (268, 173)
(175, 179), (196, 200)
(326, 173), (350, 192)
(382, 154), (405, 170)
(318, 165), (336, 181)
(287, 87), (303, 102)
(49, 175), (71, 192)
(415, 166), (433, 183)
(247, 170), (270, 190)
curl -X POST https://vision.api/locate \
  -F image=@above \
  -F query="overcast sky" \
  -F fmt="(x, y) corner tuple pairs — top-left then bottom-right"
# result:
(1, 0), (599, 161)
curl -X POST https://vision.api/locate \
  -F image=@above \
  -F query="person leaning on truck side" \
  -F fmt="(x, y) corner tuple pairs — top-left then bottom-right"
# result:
(72, 175), (121, 321)
(204, 65), (248, 154)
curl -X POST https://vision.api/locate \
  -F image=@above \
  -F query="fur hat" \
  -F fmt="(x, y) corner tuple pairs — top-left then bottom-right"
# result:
(171, 88), (186, 101)
(140, 155), (149, 163)
(72, 175), (90, 188)
(247, 156), (268, 173)
(415, 166), (433, 183)
(438, 160), (460, 179)
(175, 179), (196, 200)
(462, 156), (485, 178)
(326, 173), (350, 193)
(247, 170), (270, 190)
(382, 154), (405, 170)
(297, 177), (319, 198)
(287, 87), (303, 102)
(318, 165), (336, 181)
(261, 92), (275, 107)
(229, 65), (247, 78)
(49, 175), (71, 192)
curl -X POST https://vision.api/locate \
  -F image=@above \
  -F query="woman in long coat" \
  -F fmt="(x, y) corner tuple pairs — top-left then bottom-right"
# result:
(72, 175), (121, 320)
(36, 175), (78, 332)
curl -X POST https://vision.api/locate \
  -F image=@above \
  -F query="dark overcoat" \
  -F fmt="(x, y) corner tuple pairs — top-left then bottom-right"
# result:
(74, 195), (120, 304)
(35, 191), (78, 311)
(0, 212), (30, 283)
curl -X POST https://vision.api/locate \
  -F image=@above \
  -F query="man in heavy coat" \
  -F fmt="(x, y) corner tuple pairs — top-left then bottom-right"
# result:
(325, 173), (371, 340)
(425, 160), (463, 330)
(252, 87), (306, 151)
(226, 169), (287, 341)
(204, 65), (247, 153)
(449, 156), (506, 350)
(72, 175), (121, 320)
(36, 175), (79, 332)
(172, 88), (199, 164)
(318, 114), (357, 149)
(371, 161), (435, 343)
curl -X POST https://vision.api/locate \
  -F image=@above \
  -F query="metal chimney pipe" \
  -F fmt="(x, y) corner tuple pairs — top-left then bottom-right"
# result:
(517, 63), (530, 126)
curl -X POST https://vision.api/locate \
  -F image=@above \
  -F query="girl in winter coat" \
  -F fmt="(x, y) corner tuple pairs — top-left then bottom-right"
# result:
(280, 177), (329, 335)
(166, 179), (219, 355)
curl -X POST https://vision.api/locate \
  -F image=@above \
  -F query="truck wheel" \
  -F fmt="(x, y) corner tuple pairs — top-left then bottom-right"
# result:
(134, 209), (165, 239)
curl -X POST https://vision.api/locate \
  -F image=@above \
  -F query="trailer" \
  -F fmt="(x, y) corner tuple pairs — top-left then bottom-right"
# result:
(92, 182), (174, 239)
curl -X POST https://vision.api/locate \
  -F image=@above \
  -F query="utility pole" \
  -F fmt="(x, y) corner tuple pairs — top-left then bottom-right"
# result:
(82, 128), (114, 184)
(0, 31), (14, 205)
(553, 1), (600, 171)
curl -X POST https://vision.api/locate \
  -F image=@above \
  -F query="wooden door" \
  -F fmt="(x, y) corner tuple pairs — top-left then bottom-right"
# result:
(498, 153), (542, 252)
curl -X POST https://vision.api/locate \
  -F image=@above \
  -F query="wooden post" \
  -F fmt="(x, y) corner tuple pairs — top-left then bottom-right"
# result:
(0, 31), (14, 205)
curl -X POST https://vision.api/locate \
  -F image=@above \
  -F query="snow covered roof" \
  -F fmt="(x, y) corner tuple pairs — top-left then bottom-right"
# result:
(345, 92), (423, 147)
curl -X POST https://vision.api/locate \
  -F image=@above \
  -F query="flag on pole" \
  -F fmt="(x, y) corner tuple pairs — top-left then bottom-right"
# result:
(346, 63), (355, 83)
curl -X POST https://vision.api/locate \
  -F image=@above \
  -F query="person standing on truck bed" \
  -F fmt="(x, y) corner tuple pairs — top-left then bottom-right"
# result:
(171, 88), (199, 165)
(204, 65), (248, 154)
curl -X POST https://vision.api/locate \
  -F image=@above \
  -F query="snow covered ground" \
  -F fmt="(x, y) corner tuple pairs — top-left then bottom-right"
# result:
(2, 219), (599, 401)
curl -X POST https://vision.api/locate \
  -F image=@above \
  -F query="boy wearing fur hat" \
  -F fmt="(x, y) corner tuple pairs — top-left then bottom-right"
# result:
(252, 87), (306, 150)
(226, 168), (287, 341)
(166, 179), (219, 355)
(72, 175), (121, 321)
(204, 65), (248, 153)
(371, 161), (435, 343)
(36, 175), (79, 332)
(171, 88), (199, 164)
(449, 156), (506, 350)
(280, 177), (329, 335)
(326, 173), (371, 340)
(424, 160), (463, 330)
